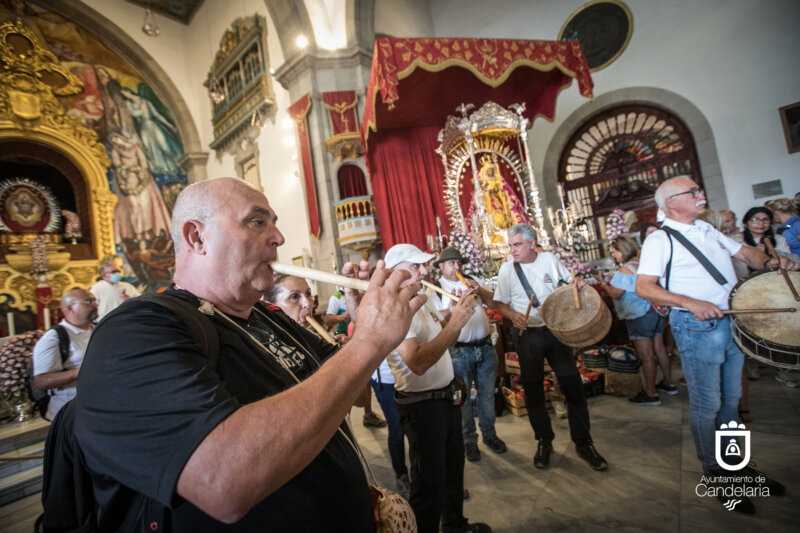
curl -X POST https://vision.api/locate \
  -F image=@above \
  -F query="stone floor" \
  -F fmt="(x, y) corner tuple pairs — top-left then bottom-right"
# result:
(2, 363), (798, 532)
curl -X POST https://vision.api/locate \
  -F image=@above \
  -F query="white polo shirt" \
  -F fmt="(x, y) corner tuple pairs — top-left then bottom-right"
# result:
(433, 276), (491, 342)
(32, 319), (92, 419)
(638, 218), (741, 310)
(494, 252), (572, 327)
(386, 299), (454, 392)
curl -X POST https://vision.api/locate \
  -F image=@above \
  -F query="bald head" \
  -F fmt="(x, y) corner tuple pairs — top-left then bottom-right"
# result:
(61, 288), (97, 328)
(171, 177), (260, 253)
(654, 177), (691, 211)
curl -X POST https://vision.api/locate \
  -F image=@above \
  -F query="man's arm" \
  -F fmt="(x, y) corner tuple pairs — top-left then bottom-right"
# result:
(176, 265), (425, 523)
(33, 368), (79, 391)
(323, 313), (347, 328)
(635, 274), (722, 320)
(394, 292), (475, 375)
(495, 301), (528, 330)
(734, 244), (800, 271)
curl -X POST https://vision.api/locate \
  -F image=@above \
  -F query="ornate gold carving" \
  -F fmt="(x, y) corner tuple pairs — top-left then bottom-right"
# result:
(0, 21), (109, 168)
(93, 189), (118, 258)
(9, 275), (36, 306)
(0, 270), (11, 289)
(324, 133), (364, 161)
(48, 272), (72, 298)
(67, 266), (98, 285)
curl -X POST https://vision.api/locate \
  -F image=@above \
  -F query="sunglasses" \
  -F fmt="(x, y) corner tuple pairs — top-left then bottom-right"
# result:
(668, 187), (704, 199)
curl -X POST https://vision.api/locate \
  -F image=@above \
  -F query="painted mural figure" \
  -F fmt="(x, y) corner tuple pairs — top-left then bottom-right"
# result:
(109, 133), (172, 242)
(120, 86), (183, 175)
(470, 154), (528, 241)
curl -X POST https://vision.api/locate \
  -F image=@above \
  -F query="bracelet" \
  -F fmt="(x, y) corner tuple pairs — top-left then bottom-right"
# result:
(763, 259), (772, 271)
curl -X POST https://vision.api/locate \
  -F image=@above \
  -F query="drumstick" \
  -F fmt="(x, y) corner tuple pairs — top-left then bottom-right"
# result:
(270, 262), (369, 291)
(570, 268), (581, 309)
(306, 316), (337, 344)
(723, 308), (796, 315)
(763, 239), (800, 302)
(420, 280), (460, 302)
(524, 292), (536, 320)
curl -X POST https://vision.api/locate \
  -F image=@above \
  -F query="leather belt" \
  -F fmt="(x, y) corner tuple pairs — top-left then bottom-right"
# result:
(394, 385), (451, 405)
(454, 335), (491, 348)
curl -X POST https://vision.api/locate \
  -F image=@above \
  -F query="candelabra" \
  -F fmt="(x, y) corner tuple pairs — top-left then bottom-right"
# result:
(547, 184), (594, 250)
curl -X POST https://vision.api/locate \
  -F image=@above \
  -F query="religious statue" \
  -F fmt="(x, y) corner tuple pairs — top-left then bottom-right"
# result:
(474, 154), (527, 241)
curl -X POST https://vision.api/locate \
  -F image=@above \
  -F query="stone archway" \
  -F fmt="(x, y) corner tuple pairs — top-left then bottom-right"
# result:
(543, 87), (726, 211)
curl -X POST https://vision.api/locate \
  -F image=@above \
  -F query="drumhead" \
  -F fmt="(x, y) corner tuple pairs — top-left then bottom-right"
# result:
(729, 271), (800, 347)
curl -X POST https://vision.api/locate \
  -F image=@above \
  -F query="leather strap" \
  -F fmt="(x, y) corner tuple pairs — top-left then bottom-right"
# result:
(661, 226), (727, 286)
(513, 262), (540, 307)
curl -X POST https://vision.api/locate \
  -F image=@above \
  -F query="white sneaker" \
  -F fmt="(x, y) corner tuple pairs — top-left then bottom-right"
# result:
(775, 371), (799, 388)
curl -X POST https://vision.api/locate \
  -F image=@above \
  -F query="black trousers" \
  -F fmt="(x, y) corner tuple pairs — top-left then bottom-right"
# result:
(512, 326), (592, 444)
(396, 397), (467, 533)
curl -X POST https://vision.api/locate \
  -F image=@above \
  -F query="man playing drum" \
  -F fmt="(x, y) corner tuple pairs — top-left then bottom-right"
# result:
(636, 176), (800, 514)
(494, 223), (609, 472)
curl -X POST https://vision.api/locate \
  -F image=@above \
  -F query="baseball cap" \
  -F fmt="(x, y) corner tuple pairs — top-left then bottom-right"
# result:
(384, 243), (435, 268)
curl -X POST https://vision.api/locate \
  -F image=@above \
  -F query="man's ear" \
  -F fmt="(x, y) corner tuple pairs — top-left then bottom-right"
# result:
(182, 220), (206, 253)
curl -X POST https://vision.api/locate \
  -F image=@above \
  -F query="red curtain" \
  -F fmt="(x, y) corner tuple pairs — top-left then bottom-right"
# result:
(322, 91), (359, 134)
(337, 165), (368, 199)
(369, 126), (450, 251)
(288, 94), (320, 238)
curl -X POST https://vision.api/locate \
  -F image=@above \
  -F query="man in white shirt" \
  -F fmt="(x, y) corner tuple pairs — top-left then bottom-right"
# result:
(90, 263), (140, 319)
(494, 224), (608, 472)
(637, 176), (798, 513)
(433, 247), (506, 462)
(32, 288), (97, 419)
(384, 243), (491, 533)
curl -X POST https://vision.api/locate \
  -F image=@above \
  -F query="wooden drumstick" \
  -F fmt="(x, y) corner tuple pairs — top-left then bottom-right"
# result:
(723, 307), (796, 315)
(270, 262), (369, 291)
(306, 315), (337, 344)
(570, 268), (581, 309)
(420, 280), (459, 302)
(763, 239), (800, 302)
(524, 292), (536, 320)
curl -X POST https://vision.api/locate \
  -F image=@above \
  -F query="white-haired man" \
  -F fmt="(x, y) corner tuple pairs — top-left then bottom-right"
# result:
(63, 178), (425, 531)
(637, 176), (798, 513)
(383, 243), (491, 533)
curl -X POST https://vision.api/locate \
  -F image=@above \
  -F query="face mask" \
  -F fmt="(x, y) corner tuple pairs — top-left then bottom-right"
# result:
(109, 272), (122, 284)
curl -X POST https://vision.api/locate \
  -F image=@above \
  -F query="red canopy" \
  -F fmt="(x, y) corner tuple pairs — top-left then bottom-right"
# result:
(360, 37), (594, 251)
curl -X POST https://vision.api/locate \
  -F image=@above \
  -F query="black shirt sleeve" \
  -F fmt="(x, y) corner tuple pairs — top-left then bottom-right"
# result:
(74, 300), (240, 508)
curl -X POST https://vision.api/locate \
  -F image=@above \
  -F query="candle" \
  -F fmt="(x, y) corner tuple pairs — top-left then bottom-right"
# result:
(6, 312), (14, 336)
(43, 307), (51, 329)
(547, 206), (554, 224)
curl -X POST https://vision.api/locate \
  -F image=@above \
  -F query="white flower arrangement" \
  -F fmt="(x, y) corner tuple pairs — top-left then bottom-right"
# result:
(0, 330), (43, 403)
(605, 208), (628, 242)
(29, 235), (49, 278)
(448, 230), (486, 276)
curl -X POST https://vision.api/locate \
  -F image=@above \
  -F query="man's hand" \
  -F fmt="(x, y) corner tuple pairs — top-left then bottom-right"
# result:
(511, 311), (529, 330)
(346, 261), (426, 356)
(778, 256), (800, 271)
(570, 276), (587, 290)
(337, 312), (349, 322)
(448, 291), (477, 330)
(685, 299), (723, 320)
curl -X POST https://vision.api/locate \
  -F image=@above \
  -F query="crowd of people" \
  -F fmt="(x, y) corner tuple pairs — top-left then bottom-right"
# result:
(26, 177), (800, 531)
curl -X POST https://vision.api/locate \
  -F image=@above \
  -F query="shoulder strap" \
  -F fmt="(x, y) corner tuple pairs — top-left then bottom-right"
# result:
(661, 226), (727, 285)
(513, 262), (540, 307)
(52, 325), (70, 365)
(135, 293), (220, 369)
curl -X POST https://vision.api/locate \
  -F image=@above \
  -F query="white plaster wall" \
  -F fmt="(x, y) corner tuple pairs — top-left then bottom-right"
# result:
(78, 0), (311, 266)
(375, 0), (435, 37)
(430, 0), (800, 220)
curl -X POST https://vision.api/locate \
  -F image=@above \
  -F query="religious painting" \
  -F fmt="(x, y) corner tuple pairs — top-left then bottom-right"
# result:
(779, 101), (800, 154)
(0, 0), (187, 292)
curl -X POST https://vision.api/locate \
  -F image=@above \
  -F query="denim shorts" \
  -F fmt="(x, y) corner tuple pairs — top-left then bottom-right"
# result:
(626, 307), (664, 340)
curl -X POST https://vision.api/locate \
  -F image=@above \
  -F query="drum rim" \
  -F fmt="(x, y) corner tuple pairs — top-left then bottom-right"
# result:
(728, 270), (799, 352)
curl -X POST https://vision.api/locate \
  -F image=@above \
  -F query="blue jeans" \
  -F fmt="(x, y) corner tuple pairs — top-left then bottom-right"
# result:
(449, 344), (498, 445)
(669, 310), (743, 473)
(370, 379), (407, 478)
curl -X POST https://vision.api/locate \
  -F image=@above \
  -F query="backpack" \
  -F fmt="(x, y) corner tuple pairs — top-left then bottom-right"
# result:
(26, 325), (70, 420)
(37, 293), (219, 533)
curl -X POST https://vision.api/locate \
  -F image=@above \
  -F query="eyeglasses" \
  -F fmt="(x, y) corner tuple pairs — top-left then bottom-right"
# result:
(748, 217), (771, 223)
(668, 187), (704, 199)
(79, 299), (97, 306)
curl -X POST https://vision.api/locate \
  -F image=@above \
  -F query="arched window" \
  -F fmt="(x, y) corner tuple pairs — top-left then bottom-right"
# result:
(558, 105), (703, 238)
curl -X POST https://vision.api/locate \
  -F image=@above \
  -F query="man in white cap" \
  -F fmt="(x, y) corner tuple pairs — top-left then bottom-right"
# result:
(383, 243), (491, 533)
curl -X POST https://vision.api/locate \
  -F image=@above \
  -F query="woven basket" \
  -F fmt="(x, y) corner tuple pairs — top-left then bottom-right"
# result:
(541, 285), (612, 348)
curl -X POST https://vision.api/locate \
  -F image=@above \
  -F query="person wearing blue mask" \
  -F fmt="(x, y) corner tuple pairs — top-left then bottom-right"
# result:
(90, 262), (141, 319)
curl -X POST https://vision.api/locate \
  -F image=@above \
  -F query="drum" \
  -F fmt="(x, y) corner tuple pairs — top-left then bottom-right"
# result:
(729, 271), (800, 370)
(540, 285), (612, 348)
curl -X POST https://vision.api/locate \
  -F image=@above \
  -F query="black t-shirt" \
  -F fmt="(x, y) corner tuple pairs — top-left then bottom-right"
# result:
(73, 289), (373, 532)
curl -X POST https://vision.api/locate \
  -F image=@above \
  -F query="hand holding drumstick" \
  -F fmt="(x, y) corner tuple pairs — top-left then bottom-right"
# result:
(763, 239), (800, 302)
